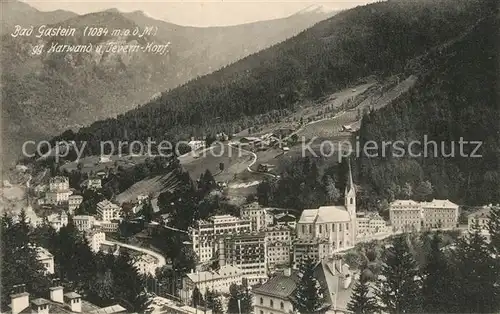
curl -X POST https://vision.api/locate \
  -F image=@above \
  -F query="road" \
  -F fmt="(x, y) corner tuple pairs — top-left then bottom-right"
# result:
(102, 239), (166, 267)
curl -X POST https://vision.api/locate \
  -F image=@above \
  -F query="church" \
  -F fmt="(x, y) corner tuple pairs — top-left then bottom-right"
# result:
(296, 161), (357, 251)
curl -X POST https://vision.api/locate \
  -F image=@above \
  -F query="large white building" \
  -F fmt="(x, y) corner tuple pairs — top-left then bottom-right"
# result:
(389, 200), (423, 232)
(389, 199), (459, 231)
(181, 265), (242, 300)
(36, 247), (54, 275)
(45, 176), (72, 205)
(296, 163), (357, 252)
(85, 228), (106, 252)
(68, 195), (83, 214)
(49, 176), (69, 192)
(356, 212), (389, 237)
(97, 200), (122, 222)
(422, 199), (459, 229)
(190, 215), (251, 263)
(74, 215), (96, 232)
(218, 233), (267, 284)
(240, 203), (274, 232)
(263, 225), (294, 271)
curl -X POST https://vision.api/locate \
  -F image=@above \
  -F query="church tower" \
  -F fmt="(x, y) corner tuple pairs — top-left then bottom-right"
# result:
(345, 159), (357, 247)
(344, 159), (356, 217)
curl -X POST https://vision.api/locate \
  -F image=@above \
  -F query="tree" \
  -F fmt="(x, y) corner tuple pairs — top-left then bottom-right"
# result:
(323, 175), (340, 204)
(347, 276), (379, 314)
(451, 222), (500, 313)
(141, 199), (154, 223)
(421, 232), (456, 312)
(192, 286), (204, 308)
(206, 289), (223, 314)
(219, 162), (225, 173)
(401, 182), (413, 200)
(414, 181), (433, 201)
(376, 235), (422, 314)
(227, 284), (252, 314)
(488, 205), (500, 256)
(293, 257), (324, 313)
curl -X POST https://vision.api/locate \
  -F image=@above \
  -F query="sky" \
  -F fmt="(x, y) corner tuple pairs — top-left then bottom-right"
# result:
(21, 0), (378, 27)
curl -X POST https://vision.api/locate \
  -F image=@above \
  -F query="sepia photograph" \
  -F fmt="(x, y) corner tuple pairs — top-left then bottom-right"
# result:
(0, 0), (499, 313)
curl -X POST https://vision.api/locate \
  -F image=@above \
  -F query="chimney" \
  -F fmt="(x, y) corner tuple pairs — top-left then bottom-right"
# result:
(11, 284), (30, 314)
(31, 298), (50, 314)
(283, 268), (292, 277)
(49, 286), (64, 303)
(64, 292), (82, 313)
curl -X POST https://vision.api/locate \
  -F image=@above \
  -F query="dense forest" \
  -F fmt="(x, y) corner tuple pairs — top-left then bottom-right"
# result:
(54, 0), (491, 156)
(357, 14), (500, 206)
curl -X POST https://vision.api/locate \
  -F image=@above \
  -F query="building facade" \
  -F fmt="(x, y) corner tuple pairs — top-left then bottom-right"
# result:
(389, 200), (422, 232)
(181, 265), (242, 300)
(219, 233), (267, 284)
(133, 254), (160, 276)
(240, 203), (274, 232)
(36, 247), (55, 275)
(97, 200), (122, 222)
(296, 163), (357, 252)
(421, 199), (459, 229)
(356, 212), (389, 237)
(68, 195), (83, 213)
(190, 215), (251, 263)
(85, 229), (106, 252)
(468, 205), (496, 241)
(74, 215), (96, 232)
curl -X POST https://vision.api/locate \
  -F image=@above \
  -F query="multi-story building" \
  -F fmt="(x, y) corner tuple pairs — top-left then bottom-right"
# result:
(73, 215), (96, 232)
(97, 200), (122, 222)
(133, 254), (160, 276)
(49, 176), (69, 192)
(390, 199), (460, 231)
(219, 232), (267, 284)
(356, 212), (389, 236)
(86, 178), (102, 190)
(68, 195), (83, 214)
(422, 199), (459, 229)
(85, 228), (106, 252)
(190, 215), (251, 262)
(95, 220), (120, 233)
(240, 203), (274, 232)
(296, 163), (357, 251)
(181, 265), (242, 300)
(468, 205), (496, 241)
(267, 241), (291, 271)
(389, 200), (422, 232)
(292, 238), (333, 269)
(36, 247), (54, 275)
(273, 212), (297, 229)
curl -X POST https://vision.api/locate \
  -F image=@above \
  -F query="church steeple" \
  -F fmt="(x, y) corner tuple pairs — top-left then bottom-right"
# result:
(344, 159), (356, 217)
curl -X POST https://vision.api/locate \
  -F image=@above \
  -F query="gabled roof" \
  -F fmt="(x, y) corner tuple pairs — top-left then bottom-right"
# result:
(298, 206), (350, 224)
(252, 272), (299, 299)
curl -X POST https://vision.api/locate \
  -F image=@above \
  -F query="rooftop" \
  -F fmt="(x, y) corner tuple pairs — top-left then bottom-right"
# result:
(298, 206), (351, 224)
(390, 200), (420, 208)
(252, 272), (299, 299)
(421, 199), (459, 209)
(186, 265), (242, 283)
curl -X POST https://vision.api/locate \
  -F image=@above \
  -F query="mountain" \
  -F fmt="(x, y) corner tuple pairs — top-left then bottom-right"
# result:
(58, 0), (490, 152)
(0, 0), (77, 35)
(1, 3), (335, 167)
(50, 0), (498, 205)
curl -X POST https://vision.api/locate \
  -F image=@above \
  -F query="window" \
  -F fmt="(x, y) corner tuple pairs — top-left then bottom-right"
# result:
(260, 311), (263, 314)
(350, 198), (353, 204)
(281, 302), (284, 310)
(319, 225), (322, 233)
(260, 298), (263, 305)
(270, 300), (274, 308)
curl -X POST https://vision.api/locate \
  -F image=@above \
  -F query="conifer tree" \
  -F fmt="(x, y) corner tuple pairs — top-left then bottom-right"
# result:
(293, 257), (324, 313)
(421, 232), (457, 312)
(488, 205), (500, 256)
(452, 222), (500, 312)
(347, 276), (379, 314)
(376, 235), (422, 314)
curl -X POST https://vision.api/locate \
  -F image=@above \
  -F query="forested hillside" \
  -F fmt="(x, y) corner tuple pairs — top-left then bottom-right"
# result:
(357, 13), (500, 206)
(62, 0), (490, 155)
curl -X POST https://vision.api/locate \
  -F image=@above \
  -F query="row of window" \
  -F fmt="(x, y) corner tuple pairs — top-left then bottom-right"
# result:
(259, 298), (285, 310)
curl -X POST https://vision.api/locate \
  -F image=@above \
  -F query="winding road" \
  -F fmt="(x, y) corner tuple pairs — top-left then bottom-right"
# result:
(102, 239), (166, 267)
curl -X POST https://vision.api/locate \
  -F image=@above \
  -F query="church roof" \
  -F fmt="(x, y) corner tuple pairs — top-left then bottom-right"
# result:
(298, 206), (351, 224)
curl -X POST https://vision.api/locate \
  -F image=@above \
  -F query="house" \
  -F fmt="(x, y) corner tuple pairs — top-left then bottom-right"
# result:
(99, 156), (111, 163)
(36, 247), (54, 275)
(148, 296), (212, 314)
(274, 212), (297, 229)
(96, 200), (122, 221)
(15, 165), (28, 172)
(468, 205), (497, 241)
(85, 229), (106, 252)
(257, 163), (274, 173)
(133, 254), (160, 276)
(73, 215), (96, 232)
(6, 284), (126, 314)
(81, 178), (102, 190)
(181, 265), (242, 299)
(68, 195), (83, 213)
(252, 258), (353, 314)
